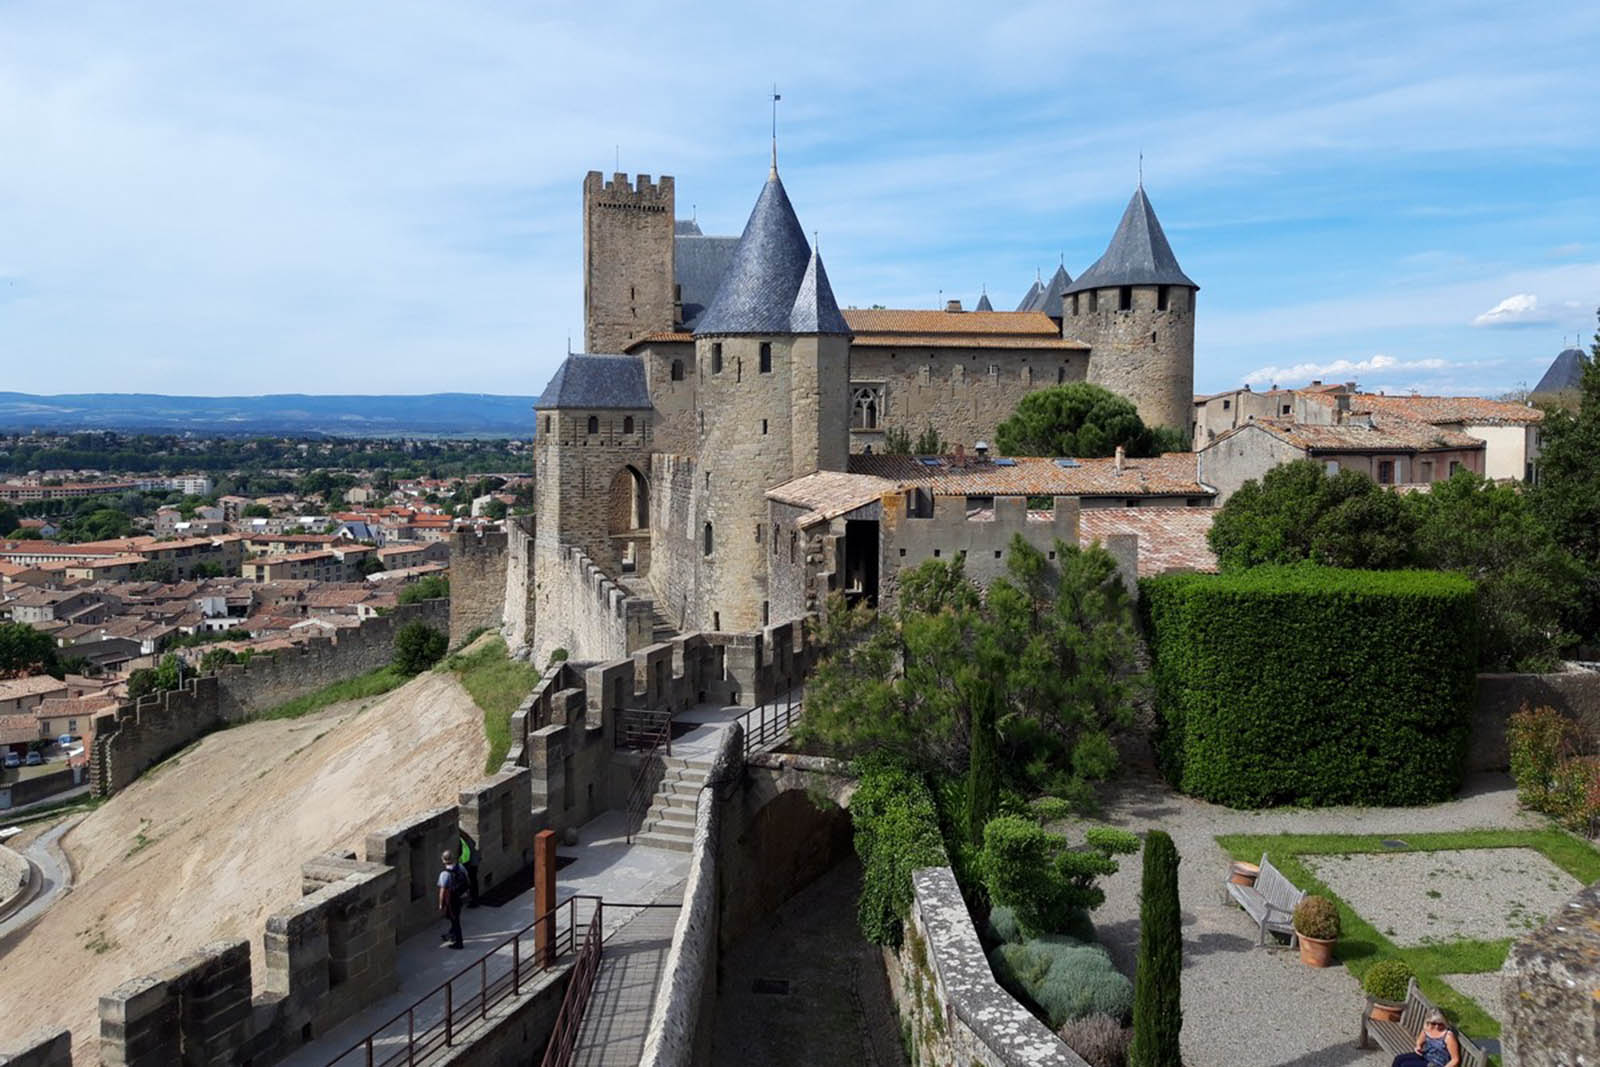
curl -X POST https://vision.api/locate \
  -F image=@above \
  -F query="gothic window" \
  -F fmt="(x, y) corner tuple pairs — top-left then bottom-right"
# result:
(586, 415), (598, 435)
(851, 383), (885, 430)
(759, 342), (772, 373)
(670, 359), (684, 381)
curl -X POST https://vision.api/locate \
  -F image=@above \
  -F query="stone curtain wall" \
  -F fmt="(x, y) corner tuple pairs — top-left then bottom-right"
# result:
(1471, 667), (1600, 773)
(637, 724), (742, 1067)
(502, 515), (536, 651)
(894, 867), (1087, 1067)
(649, 453), (705, 632)
(846, 345), (1087, 455)
(89, 599), (450, 797)
(96, 768), (533, 1067)
(532, 542), (653, 667)
(1502, 879), (1600, 1065)
(0, 1029), (72, 1066)
(450, 528), (509, 647)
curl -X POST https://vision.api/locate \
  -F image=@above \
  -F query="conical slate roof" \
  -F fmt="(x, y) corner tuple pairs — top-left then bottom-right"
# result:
(789, 249), (850, 334)
(534, 354), (651, 410)
(1015, 279), (1043, 312)
(695, 172), (826, 335)
(1065, 186), (1197, 295)
(1533, 347), (1590, 394)
(1036, 264), (1072, 317)
(975, 292), (994, 312)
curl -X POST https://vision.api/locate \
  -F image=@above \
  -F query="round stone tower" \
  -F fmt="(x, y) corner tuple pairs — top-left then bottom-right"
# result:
(1060, 186), (1197, 436)
(688, 164), (851, 633)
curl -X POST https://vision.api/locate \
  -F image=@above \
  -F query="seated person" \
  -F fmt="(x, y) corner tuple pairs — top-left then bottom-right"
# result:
(1392, 1009), (1460, 1067)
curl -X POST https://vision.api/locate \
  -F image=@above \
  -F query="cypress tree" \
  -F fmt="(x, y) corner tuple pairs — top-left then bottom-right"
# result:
(1129, 829), (1181, 1067)
(965, 685), (999, 846)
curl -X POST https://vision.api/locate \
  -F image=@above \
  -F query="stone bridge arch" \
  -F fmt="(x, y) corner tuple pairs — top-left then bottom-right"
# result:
(718, 755), (858, 948)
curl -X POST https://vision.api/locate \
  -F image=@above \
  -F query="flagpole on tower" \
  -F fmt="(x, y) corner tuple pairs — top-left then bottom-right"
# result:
(771, 85), (781, 175)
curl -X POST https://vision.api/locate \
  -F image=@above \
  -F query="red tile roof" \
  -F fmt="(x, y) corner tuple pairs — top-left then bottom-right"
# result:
(1078, 508), (1219, 577)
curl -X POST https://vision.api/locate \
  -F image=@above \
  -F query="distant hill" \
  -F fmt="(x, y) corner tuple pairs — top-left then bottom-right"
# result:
(0, 392), (541, 437)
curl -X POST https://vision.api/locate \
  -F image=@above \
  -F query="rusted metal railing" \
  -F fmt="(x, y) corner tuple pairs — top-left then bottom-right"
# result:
(537, 898), (606, 1067)
(622, 712), (671, 845)
(324, 895), (602, 1067)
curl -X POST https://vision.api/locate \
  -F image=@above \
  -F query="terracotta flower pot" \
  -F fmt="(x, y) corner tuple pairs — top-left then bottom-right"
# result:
(1369, 1001), (1403, 1023)
(1297, 933), (1336, 967)
(1229, 861), (1260, 887)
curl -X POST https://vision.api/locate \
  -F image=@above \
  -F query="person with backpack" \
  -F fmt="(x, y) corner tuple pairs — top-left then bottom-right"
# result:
(458, 830), (482, 908)
(437, 850), (467, 949)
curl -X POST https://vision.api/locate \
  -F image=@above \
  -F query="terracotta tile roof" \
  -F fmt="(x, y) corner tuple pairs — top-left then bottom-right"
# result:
(1078, 508), (1219, 577)
(1242, 415), (1485, 452)
(846, 453), (1211, 496)
(1346, 393), (1543, 426)
(0, 714), (41, 745)
(34, 694), (118, 719)
(0, 676), (70, 701)
(769, 454), (1211, 526)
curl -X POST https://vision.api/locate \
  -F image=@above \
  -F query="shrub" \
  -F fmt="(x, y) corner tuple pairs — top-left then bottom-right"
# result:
(1141, 566), (1477, 807)
(1293, 895), (1340, 941)
(850, 762), (948, 946)
(1508, 705), (1578, 811)
(981, 816), (1137, 936)
(1546, 756), (1600, 836)
(1129, 829), (1181, 1067)
(1363, 959), (1414, 1003)
(392, 621), (447, 675)
(986, 903), (1023, 945)
(1059, 1013), (1131, 1067)
(991, 938), (1132, 1028)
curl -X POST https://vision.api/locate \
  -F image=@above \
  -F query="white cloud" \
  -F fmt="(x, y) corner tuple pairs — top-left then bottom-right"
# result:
(1242, 353), (1448, 386)
(1472, 293), (1549, 327)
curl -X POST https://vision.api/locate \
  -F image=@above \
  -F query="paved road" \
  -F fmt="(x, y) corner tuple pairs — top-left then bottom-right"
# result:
(0, 815), (82, 948)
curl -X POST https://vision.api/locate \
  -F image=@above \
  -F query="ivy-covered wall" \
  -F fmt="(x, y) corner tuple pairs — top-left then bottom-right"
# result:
(1141, 566), (1477, 807)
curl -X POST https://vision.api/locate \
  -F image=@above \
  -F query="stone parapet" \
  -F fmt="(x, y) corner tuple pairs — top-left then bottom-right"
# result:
(0, 1029), (71, 1067)
(1502, 878), (1600, 1066)
(99, 939), (253, 1067)
(364, 806), (459, 940)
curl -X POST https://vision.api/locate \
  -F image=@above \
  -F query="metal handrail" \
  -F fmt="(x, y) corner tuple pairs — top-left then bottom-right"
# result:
(538, 899), (606, 1067)
(324, 894), (602, 1067)
(623, 715), (671, 845)
(740, 688), (800, 758)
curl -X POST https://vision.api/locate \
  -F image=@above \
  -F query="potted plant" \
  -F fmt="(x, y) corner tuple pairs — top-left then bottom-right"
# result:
(1293, 895), (1340, 967)
(1362, 959), (1414, 1022)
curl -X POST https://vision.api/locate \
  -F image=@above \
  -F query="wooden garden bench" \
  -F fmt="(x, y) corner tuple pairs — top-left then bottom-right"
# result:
(1224, 852), (1304, 946)
(1357, 977), (1488, 1067)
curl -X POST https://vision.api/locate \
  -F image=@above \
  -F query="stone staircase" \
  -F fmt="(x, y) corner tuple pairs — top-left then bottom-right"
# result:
(619, 577), (680, 645)
(634, 753), (714, 853)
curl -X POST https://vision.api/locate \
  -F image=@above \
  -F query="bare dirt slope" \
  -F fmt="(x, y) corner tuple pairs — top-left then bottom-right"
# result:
(0, 669), (487, 1059)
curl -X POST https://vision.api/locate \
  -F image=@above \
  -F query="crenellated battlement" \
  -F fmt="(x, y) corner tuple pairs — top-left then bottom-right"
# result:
(585, 169), (674, 206)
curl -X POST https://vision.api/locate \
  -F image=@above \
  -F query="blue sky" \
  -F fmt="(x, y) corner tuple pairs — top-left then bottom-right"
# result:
(1, 0), (1596, 399)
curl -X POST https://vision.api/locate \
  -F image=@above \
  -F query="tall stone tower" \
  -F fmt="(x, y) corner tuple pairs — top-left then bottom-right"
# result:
(582, 171), (676, 353)
(1061, 186), (1197, 434)
(688, 164), (851, 633)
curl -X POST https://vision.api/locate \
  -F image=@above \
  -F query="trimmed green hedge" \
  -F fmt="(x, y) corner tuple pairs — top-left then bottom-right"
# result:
(1141, 566), (1477, 807)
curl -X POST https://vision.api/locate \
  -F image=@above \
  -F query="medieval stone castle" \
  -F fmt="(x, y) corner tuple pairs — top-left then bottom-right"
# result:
(489, 155), (1206, 666)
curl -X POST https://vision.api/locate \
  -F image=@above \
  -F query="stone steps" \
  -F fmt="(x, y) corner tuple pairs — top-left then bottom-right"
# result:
(632, 753), (709, 854)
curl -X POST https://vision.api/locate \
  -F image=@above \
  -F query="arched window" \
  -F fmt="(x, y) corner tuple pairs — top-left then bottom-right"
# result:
(703, 522), (714, 556)
(670, 359), (684, 381)
(759, 342), (772, 374)
(586, 415), (598, 435)
(623, 416), (635, 434)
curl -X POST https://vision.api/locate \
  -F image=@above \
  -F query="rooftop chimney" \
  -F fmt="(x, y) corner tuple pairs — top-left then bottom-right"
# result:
(1114, 445), (1125, 475)
(945, 299), (963, 313)
(973, 440), (988, 461)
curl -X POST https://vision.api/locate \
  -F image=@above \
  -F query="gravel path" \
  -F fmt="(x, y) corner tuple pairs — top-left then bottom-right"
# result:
(1082, 771), (1541, 1067)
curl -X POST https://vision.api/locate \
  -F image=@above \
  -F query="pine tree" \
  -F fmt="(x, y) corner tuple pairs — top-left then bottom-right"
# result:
(1129, 829), (1181, 1067)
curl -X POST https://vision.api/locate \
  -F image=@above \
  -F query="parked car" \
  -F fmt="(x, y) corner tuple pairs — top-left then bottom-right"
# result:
(2, 752), (19, 769)
(25, 751), (43, 766)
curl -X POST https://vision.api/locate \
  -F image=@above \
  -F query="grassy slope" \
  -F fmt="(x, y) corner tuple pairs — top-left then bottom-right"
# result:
(1216, 827), (1600, 1048)
(443, 637), (543, 773)
(255, 665), (411, 721)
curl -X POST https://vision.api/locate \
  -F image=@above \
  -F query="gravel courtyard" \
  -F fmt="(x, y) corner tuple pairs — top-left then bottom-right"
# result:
(1305, 847), (1580, 945)
(1083, 770), (1544, 1067)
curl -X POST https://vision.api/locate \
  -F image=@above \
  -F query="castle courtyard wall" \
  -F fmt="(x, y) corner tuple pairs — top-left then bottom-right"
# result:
(450, 528), (508, 647)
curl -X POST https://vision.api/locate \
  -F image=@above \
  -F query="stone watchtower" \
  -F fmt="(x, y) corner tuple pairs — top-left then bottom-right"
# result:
(690, 163), (852, 633)
(533, 354), (655, 578)
(583, 172), (676, 353)
(1061, 186), (1198, 434)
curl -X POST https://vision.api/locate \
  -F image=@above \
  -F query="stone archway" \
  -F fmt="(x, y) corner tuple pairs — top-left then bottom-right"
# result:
(608, 465), (650, 574)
